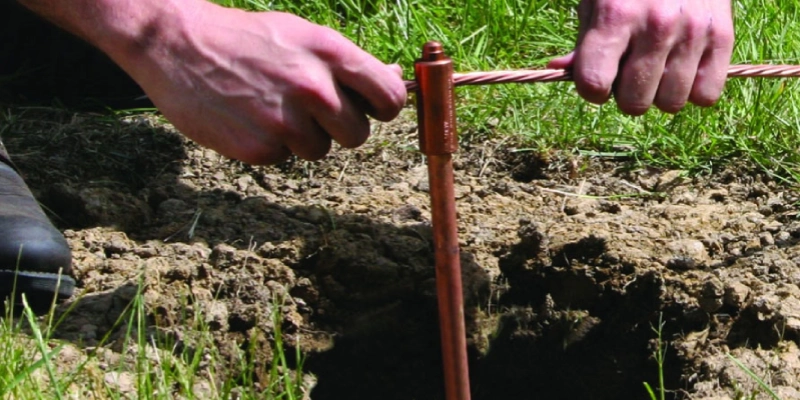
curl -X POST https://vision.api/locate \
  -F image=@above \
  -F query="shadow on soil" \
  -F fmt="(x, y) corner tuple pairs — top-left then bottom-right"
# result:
(3, 108), (686, 400)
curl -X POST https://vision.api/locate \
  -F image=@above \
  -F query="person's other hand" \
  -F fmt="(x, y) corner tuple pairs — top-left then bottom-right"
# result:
(548, 0), (734, 115)
(117, 5), (406, 164)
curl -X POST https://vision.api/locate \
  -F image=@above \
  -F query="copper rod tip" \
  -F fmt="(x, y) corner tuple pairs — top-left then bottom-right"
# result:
(422, 41), (445, 61)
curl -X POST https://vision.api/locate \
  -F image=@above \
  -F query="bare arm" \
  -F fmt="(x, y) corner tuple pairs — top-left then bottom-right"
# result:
(17, 0), (407, 164)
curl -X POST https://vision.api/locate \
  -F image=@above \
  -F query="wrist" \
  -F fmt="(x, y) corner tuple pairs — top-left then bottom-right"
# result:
(88, 0), (196, 67)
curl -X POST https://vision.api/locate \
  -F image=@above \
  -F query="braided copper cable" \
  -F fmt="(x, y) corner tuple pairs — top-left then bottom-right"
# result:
(404, 64), (800, 91)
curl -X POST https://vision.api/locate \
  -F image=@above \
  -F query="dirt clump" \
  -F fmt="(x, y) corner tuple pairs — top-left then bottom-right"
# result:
(3, 106), (800, 400)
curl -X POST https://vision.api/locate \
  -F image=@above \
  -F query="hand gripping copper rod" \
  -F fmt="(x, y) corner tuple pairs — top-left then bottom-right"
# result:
(414, 41), (471, 400)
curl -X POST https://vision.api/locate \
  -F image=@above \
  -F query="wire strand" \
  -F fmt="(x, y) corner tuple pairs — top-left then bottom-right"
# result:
(404, 64), (800, 91)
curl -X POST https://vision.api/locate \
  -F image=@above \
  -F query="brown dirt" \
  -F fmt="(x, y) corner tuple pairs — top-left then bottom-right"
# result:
(3, 105), (800, 400)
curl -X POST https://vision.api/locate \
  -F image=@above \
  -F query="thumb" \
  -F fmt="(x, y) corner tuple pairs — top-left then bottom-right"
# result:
(547, 51), (575, 69)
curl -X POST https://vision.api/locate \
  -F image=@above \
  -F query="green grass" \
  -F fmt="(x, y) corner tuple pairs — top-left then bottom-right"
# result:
(0, 281), (307, 399)
(643, 314), (667, 400)
(215, 0), (800, 181)
(727, 353), (783, 400)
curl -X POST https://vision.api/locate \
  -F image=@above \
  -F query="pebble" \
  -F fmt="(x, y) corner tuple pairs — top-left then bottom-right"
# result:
(699, 278), (725, 312)
(664, 239), (709, 270)
(205, 300), (229, 331)
(759, 232), (775, 247)
(104, 371), (136, 394)
(723, 282), (750, 310)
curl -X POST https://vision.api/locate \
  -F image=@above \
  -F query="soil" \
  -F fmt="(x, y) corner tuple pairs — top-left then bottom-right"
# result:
(3, 104), (800, 400)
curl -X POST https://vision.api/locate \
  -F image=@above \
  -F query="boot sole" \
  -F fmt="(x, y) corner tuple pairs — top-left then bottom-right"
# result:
(0, 269), (75, 312)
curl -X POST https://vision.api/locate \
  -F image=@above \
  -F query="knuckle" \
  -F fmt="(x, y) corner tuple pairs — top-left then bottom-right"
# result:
(646, 10), (680, 38)
(595, 2), (636, 26)
(293, 74), (325, 99)
(294, 76), (340, 113)
(683, 17), (707, 42)
(312, 27), (350, 62)
(709, 23), (735, 48)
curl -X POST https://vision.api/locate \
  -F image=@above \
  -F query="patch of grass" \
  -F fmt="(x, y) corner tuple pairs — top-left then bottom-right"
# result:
(0, 279), (307, 399)
(213, 0), (800, 181)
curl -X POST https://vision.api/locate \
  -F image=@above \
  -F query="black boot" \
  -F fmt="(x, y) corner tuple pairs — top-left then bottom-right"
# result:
(0, 140), (74, 313)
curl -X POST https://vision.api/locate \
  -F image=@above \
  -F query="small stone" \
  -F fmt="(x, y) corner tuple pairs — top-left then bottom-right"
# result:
(205, 300), (229, 331)
(104, 371), (136, 394)
(724, 282), (750, 310)
(719, 233), (736, 243)
(705, 188), (729, 202)
(664, 239), (709, 270)
(759, 232), (775, 247)
(699, 278), (725, 312)
(455, 185), (471, 199)
(779, 296), (800, 333)
(134, 244), (159, 258)
(236, 174), (252, 191)
(393, 204), (422, 221)
(564, 198), (599, 216)
(104, 236), (132, 254)
(282, 179), (300, 192)
(389, 181), (410, 192)
(776, 231), (792, 242)
(745, 237), (762, 253)
(774, 387), (800, 400)
(764, 220), (784, 233)
(415, 177), (430, 192)
(655, 170), (687, 192)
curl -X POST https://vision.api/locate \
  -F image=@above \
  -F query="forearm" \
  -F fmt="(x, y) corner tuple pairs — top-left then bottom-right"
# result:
(16, 0), (199, 65)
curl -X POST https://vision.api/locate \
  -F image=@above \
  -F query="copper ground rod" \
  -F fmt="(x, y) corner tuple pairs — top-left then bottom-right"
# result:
(407, 48), (800, 400)
(414, 41), (471, 400)
(404, 64), (800, 91)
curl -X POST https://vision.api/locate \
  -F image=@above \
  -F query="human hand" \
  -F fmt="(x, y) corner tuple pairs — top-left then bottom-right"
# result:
(116, 4), (406, 164)
(548, 0), (734, 115)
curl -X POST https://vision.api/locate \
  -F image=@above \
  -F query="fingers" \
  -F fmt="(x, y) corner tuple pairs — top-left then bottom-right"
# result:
(262, 30), (405, 162)
(614, 24), (675, 115)
(564, 0), (734, 115)
(255, 67), (374, 161)
(572, 21), (631, 105)
(310, 78), (371, 149)
(174, 106), (294, 165)
(654, 30), (706, 113)
(280, 115), (333, 161)
(690, 17), (735, 107)
(690, 47), (730, 107)
(324, 36), (407, 122)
